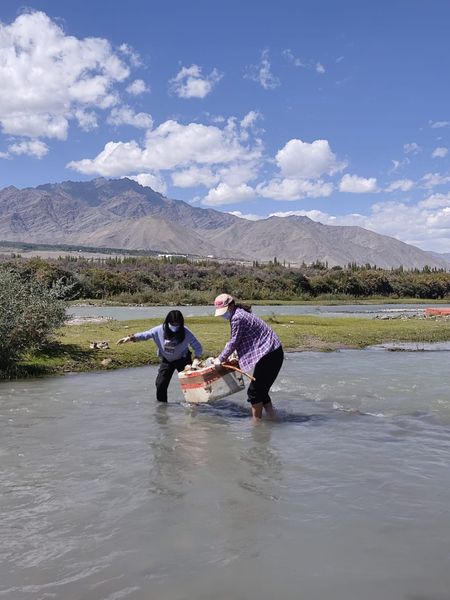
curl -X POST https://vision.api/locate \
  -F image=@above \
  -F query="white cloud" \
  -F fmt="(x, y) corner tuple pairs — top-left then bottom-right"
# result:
(228, 211), (262, 221)
(239, 138), (343, 201)
(424, 207), (450, 230)
(421, 172), (450, 189)
(118, 43), (141, 67)
(403, 142), (421, 154)
(201, 183), (256, 206)
(7, 139), (49, 158)
(283, 49), (325, 74)
(282, 49), (305, 67)
(316, 62), (325, 74)
(1, 113), (69, 140)
(267, 200), (450, 252)
(171, 160), (259, 190)
(171, 166), (218, 188)
(107, 106), (153, 129)
(389, 160), (401, 174)
(429, 120), (449, 129)
(385, 178), (414, 192)
(219, 162), (260, 186)
(169, 64), (222, 99)
(125, 173), (167, 194)
(245, 50), (280, 90)
(418, 192), (450, 209)
(276, 139), (346, 179)
(257, 178), (333, 201)
(126, 79), (150, 95)
(68, 118), (262, 176)
(0, 11), (130, 140)
(432, 147), (448, 158)
(339, 174), (378, 193)
(269, 209), (338, 222)
(74, 109), (98, 131)
(240, 110), (261, 129)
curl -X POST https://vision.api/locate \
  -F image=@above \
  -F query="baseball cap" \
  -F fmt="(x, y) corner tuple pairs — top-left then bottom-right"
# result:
(214, 293), (234, 316)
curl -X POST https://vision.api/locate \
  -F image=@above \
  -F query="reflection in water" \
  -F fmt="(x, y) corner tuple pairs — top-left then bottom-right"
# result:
(148, 404), (188, 499)
(1, 350), (450, 599)
(237, 423), (282, 501)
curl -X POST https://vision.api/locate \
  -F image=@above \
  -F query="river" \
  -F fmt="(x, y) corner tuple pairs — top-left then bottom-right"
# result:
(1, 346), (450, 599)
(67, 302), (450, 321)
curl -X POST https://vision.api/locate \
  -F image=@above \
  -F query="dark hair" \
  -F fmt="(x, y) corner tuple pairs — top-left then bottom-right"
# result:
(231, 301), (252, 313)
(163, 310), (186, 342)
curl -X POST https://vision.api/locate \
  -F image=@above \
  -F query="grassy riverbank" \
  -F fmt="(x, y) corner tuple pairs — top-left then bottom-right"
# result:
(10, 314), (450, 377)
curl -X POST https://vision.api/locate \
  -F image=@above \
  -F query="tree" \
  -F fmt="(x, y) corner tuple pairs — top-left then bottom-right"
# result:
(0, 271), (67, 372)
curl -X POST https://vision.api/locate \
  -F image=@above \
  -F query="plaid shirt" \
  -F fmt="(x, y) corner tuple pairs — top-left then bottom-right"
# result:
(218, 308), (281, 372)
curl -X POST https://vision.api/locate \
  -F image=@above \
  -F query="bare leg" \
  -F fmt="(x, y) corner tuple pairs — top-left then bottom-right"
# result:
(263, 401), (277, 420)
(251, 402), (263, 419)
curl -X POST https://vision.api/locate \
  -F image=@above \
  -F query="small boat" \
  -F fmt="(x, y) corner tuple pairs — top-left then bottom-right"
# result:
(178, 359), (245, 404)
(425, 307), (450, 316)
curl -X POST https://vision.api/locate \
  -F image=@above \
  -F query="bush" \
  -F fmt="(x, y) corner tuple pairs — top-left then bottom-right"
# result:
(0, 271), (67, 372)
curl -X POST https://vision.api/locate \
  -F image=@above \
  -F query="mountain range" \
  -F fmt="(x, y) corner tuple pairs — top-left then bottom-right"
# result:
(0, 177), (448, 269)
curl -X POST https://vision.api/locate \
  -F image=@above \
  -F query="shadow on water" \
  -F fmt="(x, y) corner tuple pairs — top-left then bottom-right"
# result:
(179, 398), (323, 424)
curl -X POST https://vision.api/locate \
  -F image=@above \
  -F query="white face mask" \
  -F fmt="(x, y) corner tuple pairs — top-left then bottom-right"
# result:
(168, 324), (180, 332)
(221, 310), (231, 320)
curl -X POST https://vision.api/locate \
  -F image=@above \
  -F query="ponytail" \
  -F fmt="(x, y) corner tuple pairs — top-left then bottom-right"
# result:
(233, 302), (252, 313)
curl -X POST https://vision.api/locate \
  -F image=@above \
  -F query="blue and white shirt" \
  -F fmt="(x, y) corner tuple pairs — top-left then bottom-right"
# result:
(134, 325), (202, 362)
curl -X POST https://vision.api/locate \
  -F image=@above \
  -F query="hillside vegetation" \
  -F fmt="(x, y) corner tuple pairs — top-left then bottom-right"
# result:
(1, 254), (450, 303)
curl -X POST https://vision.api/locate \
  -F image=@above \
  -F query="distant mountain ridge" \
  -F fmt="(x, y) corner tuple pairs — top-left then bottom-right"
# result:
(0, 177), (448, 269)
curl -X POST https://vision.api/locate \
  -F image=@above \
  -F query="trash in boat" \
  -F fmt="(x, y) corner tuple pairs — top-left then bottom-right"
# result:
(178, 357), (246, 404)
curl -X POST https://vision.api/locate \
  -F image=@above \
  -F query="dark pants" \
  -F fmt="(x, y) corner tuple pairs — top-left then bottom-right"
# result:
(155, 352), (192, 402)
(247, 346), (284, 406)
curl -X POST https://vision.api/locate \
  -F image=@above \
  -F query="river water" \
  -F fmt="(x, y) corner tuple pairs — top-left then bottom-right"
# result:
(1, 348), (450, 600)
(67, 302), (450, 321)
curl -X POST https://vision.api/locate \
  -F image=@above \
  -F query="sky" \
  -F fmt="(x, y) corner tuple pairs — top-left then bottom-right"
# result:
(1, 0), (450, 252)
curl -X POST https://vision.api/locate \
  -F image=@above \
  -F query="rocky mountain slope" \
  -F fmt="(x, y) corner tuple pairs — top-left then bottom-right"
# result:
(208, 216), (449, 269)
(0, 178), (448, 269)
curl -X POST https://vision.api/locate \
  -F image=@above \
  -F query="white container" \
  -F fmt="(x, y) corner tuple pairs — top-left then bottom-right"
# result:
(178, 360), (245, 404)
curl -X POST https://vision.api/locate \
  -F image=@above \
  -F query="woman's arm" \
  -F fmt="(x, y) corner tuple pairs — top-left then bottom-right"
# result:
(117, 326), (158, 345)
(218, 316), (241, 362)
(185, 328), (203, 358)
(116, 334), (136, 344)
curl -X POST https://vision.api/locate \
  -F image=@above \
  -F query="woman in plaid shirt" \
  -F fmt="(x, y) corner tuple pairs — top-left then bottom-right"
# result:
(214, 294), (284, 419)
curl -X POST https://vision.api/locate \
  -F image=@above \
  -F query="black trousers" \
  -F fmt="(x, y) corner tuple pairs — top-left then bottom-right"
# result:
(247, 346), (284, 406)
(155, 352), (192, 402)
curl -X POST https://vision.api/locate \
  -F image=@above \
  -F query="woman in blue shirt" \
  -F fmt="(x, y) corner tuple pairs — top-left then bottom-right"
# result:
(117, 310), (202, 402)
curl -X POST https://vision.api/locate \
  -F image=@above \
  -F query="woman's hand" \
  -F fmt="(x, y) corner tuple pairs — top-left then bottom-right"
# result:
(116, 335), (134, 345)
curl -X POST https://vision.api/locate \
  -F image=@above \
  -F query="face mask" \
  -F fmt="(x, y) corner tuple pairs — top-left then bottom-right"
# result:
(168, 324), (180, 332)
(221, 310), (231, 320)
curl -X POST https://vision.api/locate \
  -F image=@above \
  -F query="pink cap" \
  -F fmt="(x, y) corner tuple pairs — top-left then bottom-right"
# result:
(214, 293), (234, 316)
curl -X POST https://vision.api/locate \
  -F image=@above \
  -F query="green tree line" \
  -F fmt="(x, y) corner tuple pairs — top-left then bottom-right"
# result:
(1, 255), (450, 303)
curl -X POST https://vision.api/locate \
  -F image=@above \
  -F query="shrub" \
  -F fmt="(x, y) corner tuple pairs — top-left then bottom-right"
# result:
(0, 271), (67, 372)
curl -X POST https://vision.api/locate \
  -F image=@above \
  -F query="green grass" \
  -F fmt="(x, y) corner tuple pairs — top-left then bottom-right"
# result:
(7, 314), (450, 378)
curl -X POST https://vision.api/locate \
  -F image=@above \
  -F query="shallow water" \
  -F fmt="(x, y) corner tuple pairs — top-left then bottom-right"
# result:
(67, 302), (447, 321)
(1, 349), (450, 599)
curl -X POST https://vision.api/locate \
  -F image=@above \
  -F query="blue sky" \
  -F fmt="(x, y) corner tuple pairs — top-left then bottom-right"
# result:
(1, 1), (450, 251)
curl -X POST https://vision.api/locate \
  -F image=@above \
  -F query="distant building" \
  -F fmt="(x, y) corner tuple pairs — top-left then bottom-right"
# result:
(157, 253), (188, 259)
